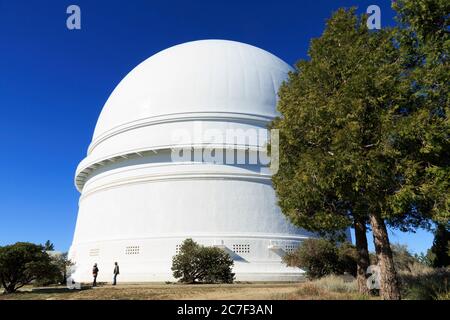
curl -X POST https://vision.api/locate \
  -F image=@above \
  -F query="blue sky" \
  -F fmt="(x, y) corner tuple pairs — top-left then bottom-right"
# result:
(0, 0), (434, 254)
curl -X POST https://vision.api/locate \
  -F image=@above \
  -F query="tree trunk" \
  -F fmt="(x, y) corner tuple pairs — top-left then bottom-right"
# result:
(354, 218), (370, 295)
(369, 212), (401, 300)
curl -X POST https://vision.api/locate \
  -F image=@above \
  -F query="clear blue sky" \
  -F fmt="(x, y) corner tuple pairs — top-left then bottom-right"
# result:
(0, 0), (434, 254)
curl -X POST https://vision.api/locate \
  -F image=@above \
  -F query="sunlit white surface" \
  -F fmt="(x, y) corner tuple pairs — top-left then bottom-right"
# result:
(69, 40), (319, 282)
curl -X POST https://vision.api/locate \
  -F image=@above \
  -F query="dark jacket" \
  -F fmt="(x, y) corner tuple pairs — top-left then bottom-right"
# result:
(93, 266), (99, 276)
(114, 265), (120, 275)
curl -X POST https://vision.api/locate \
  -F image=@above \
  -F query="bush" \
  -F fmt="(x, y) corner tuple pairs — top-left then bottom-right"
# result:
(283, 238), (338, 279)
(171, 239), (235, 284)
(283, 238), (357, 279)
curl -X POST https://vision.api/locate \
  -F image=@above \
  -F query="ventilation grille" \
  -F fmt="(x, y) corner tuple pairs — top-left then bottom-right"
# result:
(232, 244), (250, 254)
(125, 246), (140, 255)
(285, 244), (298, 254)
(89, 248), (100, 257)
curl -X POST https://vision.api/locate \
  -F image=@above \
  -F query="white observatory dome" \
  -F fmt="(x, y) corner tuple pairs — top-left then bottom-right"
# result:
(70, 40), (315, 282)
(93, 39), (290, 139)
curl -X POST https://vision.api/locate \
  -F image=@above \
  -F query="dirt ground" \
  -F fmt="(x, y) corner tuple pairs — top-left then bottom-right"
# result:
(0, 281), (370, 300)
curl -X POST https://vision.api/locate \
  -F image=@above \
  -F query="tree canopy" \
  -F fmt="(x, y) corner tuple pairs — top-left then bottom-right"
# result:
(0, 242), (60, 293)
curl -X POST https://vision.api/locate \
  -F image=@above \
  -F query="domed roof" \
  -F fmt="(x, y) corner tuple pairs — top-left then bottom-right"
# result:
(91, 40), (293, 144)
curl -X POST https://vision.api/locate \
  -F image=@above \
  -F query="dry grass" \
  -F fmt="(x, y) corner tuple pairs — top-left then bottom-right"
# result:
(272, 275), (371, 300)
(312, 275), (358, 293)
(3, 271), (446, 300)
(0, 283), (302, 300)
(0, 279), (372, 300)
(398, 263), (449, 300)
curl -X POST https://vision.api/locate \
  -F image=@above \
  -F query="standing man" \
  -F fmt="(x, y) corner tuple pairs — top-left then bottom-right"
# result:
(113, 262), (120, 285)
(92, 263), (99, 287)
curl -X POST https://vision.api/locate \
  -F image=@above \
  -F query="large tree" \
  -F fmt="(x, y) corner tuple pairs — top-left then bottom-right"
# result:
(0, 242), (60, 293)
(271, 5), (447, 299)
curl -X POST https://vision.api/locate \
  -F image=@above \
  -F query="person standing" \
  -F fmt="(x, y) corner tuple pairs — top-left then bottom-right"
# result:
(113, 262), (120, 285)
(92, 263), (99, 287)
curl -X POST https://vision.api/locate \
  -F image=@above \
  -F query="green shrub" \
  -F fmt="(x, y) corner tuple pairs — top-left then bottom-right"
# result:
(171, 239), (235, 284)
(283, 238), (357, 279)
(283, 238), (338, 279)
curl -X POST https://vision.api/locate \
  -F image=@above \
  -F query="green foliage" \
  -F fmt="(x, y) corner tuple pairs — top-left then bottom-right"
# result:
(283, 238), (357, 279)
(272, 8), (405, 235)
(391, 0), (450, 225)
(171, 239), (235, 284)
(0, 242), (60, 293)
(271, 4), (448, 241)
(430, 224), (450, 267)
(43, 240), (54, 251)
(284, 239), (339, 279)
(35, 252), (73, 286)
(413, 225), (450, 268)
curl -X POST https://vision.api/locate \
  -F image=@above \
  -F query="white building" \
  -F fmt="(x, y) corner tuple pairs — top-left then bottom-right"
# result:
(69, 39), (317, 282)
